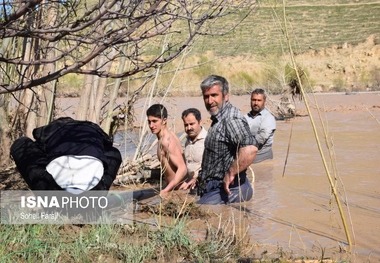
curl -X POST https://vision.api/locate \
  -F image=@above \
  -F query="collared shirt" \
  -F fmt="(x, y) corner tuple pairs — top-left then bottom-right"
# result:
(184, 127), (207, 178)
(200, 102), (256, 182)
(245, 108), (276, 150)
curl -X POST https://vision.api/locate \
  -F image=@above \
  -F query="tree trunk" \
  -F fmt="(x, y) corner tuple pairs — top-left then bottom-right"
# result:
(77, 59), (97, 121)
(20, 39), (36, 138)
(19, 8), (39, 137)
(0, 95), (11, 167)
(37, 1), (59, 127)
(103, 45), (128, 134)
(0, 39), (11, 166)
(90, 54), (107, 124)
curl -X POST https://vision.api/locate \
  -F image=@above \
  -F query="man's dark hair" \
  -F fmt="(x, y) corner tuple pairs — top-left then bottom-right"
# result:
(200, 75), (229, 96)
(146, 104), (168, 119)
(182, 108), (202, 122)
(251, 88), (267, 100)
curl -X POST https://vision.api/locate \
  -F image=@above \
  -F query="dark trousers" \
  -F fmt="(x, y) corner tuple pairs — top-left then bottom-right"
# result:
(197, 173), (253, 205)
(10, 137), (122, 191)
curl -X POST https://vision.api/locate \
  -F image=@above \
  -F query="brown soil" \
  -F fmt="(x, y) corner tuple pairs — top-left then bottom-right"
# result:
(297, 34), (380, 91)
(0, 166), (28, 191)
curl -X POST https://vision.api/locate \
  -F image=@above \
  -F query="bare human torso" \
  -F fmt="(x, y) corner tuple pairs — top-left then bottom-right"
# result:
(157, 129), (187, 193)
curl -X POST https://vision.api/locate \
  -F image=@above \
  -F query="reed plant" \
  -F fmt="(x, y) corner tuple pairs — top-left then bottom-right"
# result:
(278, 0), (354, 248)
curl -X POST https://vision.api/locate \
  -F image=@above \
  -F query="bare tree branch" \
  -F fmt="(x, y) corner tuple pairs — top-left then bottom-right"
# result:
(0, 0), (257, 94)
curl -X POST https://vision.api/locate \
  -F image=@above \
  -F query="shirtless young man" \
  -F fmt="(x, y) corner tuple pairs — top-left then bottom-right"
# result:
(146, 104), (187, 194)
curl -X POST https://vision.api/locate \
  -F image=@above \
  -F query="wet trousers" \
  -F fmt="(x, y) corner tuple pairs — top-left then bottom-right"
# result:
(197, 174), (253, 205)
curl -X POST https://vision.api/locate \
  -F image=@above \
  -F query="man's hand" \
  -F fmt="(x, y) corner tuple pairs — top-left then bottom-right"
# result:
(223, 145), (257, 195)
(179, 178), (197, 190)
(223, 173), (235, 195)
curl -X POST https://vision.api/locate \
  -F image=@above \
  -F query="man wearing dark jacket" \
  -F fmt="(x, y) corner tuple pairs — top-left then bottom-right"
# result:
(10, 117), (122, 194)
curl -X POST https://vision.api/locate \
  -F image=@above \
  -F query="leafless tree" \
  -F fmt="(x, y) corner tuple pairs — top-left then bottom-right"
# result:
(0, 0), (257, 165)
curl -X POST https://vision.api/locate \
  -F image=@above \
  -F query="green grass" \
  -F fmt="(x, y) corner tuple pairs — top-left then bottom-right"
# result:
(0, 211), (352, 262)
(56, 1), (380, 97)
(0, 220), (246, 262)
(120, 0), (380, 96)
(192, 1), (380, 57)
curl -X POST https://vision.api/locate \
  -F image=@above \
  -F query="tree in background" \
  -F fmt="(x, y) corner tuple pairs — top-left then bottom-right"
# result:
(0, 0), (257, 166)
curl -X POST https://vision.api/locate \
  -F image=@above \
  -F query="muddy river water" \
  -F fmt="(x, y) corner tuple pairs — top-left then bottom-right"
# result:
(154, 92), (379, 261)
(59, 92), (380, 261)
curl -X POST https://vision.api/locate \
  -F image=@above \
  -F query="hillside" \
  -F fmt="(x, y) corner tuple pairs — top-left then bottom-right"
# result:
(194, 0), (380, 57)
(57, 0), (380, 96)
(172, 0), (380, 94)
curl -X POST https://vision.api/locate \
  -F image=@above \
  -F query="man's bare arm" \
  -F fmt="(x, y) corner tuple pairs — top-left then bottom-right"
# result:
(223, 145), (257, 195)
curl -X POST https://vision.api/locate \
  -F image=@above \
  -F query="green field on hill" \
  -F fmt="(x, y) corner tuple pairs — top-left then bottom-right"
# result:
(193, 0), (380, 56)
(58, 0), (380, 96)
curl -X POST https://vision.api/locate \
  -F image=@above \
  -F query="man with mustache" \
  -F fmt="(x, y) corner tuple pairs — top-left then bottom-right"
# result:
(179, 108), (207, 192)
(196, 75), (258, 204)
(245, 88), (276, 163)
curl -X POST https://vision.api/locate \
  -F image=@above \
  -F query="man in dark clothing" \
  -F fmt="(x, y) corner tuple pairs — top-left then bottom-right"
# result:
(10, 117), (122, 194)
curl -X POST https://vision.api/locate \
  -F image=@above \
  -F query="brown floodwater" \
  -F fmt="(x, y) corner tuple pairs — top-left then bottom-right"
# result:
(58, 92), (380, 261)
(199, 92), (380, 261)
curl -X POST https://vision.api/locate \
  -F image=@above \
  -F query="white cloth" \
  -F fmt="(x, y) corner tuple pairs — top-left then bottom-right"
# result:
(46, 155), (104, 194)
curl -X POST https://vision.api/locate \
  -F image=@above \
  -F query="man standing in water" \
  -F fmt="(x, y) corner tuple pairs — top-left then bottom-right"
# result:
(245, 88), (276, 163)
(180, 108), (208, 191)
(196, 75), (258, 204)
(146, 104), (187, 194)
